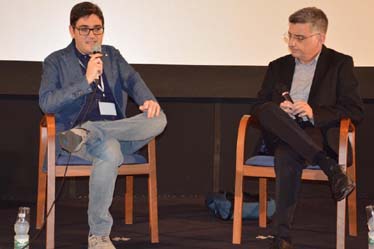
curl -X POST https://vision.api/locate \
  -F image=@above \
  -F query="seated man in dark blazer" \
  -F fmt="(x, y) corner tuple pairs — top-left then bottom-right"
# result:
(252, 7), (364, 249)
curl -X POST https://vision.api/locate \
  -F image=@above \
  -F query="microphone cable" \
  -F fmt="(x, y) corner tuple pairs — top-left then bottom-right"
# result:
(22, 80), (100, 249)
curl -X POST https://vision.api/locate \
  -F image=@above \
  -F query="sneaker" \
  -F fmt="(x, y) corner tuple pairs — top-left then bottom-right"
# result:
(58, 128), (88, 153)
(88, 235), (116, 249)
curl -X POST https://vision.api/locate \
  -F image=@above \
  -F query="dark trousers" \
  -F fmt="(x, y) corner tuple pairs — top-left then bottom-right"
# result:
(254, 102), (326, 241)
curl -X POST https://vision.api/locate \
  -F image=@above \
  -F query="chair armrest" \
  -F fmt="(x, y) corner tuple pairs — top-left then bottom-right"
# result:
(40, 114), (56, 135)
(236, 115), (253, 166)
(339, 118), (355, 169)
(147, 138), (156, 165)
(40, 114), (57, 168)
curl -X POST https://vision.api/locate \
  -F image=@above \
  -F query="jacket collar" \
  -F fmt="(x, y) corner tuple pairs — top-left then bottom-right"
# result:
(308, 45), (329, 101)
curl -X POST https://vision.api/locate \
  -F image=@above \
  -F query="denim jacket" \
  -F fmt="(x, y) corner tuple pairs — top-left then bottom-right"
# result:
(39, 40), (156, 133)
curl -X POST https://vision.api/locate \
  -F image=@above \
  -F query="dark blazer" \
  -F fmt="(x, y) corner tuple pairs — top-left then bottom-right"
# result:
(252, 45), (364, 157)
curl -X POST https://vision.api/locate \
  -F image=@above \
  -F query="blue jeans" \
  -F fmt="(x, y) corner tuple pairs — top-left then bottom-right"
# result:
(73, 111), (167, 236)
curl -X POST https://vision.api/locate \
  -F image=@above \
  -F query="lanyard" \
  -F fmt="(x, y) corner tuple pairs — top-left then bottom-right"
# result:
(96, 77), (105, 93)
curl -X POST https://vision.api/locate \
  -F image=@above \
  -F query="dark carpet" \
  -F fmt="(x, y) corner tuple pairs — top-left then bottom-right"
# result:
(0, 194), (371, 249)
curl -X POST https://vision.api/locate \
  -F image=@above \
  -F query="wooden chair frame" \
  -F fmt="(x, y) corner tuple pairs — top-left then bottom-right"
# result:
(36, 114), (159, 249)
(232, 115), (357, 249)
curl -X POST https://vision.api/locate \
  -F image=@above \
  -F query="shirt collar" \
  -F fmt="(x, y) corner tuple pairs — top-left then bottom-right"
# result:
(295, 52), (320, 66)
(72, 39), (90, 66)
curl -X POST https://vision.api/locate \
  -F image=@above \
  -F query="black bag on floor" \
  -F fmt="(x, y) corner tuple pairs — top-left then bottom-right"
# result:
(205, 191), (275, 220)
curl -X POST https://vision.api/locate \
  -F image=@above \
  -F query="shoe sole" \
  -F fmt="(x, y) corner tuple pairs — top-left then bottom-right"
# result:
(58, 130), (83, 153)
(335, 182), (355, 201)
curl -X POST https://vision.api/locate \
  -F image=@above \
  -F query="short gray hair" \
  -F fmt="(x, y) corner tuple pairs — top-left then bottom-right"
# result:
(289, 7), (328, 33)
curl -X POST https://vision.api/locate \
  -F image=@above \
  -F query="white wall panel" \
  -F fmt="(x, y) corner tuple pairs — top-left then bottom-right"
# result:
(1, 0), (373, 65)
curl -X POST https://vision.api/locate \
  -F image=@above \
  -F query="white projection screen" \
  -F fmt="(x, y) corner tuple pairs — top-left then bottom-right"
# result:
(1, 0), (373, 66)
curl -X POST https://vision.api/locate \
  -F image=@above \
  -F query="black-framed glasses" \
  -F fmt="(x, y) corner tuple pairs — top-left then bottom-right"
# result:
(75, 26), (104, 36)
(283, 32), (320, 43)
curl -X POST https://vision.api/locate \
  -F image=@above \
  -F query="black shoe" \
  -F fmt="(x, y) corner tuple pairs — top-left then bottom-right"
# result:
(58, 128), (88, 153)
(329, 166), (355, 201)
(270, 238), (294, 249)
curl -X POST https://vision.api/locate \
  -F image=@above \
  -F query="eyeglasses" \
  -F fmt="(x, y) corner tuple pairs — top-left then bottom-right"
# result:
(75, 26), (104, 36)
(283, 32), (320, 43)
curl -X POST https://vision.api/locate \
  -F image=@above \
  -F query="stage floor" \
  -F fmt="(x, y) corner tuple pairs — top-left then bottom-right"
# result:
(0, 194), (370, 249)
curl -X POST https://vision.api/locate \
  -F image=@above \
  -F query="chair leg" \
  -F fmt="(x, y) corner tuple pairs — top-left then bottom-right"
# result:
(37, 125), (47, 230)
(46, 168), (56, 249)
(259, 178), (268, 228)
(148, 169), (159, 243)
(125, 176), (134, 224)
(348, 187), (358, 236)
(36, 171), (47, 229)
(336, 199), (346, 249)
(232, 167), (244, 244)
(347, 160), (357, 236)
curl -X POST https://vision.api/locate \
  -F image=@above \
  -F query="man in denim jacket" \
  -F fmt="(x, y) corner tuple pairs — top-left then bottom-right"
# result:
(39, 2), (167, 248)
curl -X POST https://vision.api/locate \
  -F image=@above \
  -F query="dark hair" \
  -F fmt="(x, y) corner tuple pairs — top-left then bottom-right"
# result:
(70, 2), (104, 27)
(289, 7), (328, 33)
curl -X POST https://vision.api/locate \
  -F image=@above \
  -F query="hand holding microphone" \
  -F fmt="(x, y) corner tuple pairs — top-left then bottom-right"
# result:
(281, 91), (313, 121)
(280, 91), (296, 116)
(281, 91), (294, 104)
(86, 44), (103, 85)
(280, 91), (303, 122)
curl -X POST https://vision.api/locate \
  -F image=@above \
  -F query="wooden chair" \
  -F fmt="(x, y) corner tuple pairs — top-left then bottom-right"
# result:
(232, 115), (357, 249)
(36, 114), (159, 249)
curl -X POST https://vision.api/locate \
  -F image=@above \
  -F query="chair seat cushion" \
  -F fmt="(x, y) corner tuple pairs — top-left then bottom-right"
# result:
(245, 155), (320, 170)
(56, 153), (147, 166)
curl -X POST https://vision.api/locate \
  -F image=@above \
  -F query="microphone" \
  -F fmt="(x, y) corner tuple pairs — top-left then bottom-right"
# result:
(92, 44), (102, 85)
(92, 43), (102, 54)
(282, 91), (303, 123)
(281, 91), (294, 103)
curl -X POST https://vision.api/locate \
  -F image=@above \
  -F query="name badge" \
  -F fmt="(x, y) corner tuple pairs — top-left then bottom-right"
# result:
(98, 101), (117, 116)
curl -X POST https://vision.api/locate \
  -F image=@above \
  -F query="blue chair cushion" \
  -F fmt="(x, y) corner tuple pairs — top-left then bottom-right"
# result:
(245, 155), (320, 170)
(56, 153), (147, 166)
(41, 153), (147, 172)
